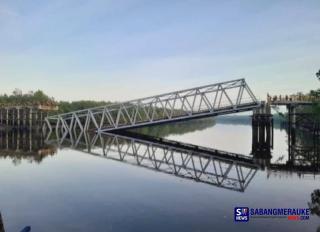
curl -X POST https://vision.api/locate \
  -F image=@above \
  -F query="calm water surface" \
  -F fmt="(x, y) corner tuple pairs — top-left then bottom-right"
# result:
(0, 117), (319, 232)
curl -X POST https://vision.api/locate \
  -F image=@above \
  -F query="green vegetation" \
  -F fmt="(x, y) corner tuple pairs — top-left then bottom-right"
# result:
(0, 90), (181, 119)
(0, 89), (113, 114)
(293, 71), (320, 124)
(132, 118), (215, 137)
(311, 71), (320, 120)
(0, 89), (55, 107)
(57, 100), (111, 113)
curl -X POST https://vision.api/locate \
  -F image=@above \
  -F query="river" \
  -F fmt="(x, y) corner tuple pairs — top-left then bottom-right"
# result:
(0, 116), (319, 232)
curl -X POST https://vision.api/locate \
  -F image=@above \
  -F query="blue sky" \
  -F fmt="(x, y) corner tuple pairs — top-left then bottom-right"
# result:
(0, 0), (319, 101)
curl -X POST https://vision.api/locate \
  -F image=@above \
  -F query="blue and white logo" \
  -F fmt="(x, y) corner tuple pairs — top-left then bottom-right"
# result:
(234, 207), (249, 222)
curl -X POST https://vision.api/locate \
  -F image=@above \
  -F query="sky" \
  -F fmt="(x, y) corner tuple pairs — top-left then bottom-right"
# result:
(0, 0), (319, 102)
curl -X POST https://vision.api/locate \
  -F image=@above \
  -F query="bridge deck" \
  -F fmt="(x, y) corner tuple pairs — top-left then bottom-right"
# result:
(45, 79), (261, 133)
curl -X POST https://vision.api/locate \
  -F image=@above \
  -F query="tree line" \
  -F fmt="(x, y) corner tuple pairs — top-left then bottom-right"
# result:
(295, 70), (320, 122)
(0, 89), (55, 107)
(0, 70), (319, 116)
(0, 89), (110, 114)
(312, 70), (320, 118)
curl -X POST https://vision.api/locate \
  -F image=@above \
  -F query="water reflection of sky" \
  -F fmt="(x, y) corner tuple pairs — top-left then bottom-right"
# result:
(166, 123), (289, 162)
(0, 120), (320, 232)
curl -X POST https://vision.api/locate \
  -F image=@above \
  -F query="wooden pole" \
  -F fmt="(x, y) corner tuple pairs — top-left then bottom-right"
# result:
(23, 108), (26, 128)
(5, 131), (8, 150)
(29, 108), (33, 129)
(12, 109), (14, 127)
(6, 109), (8, 127)
(17, 108), (20, 128)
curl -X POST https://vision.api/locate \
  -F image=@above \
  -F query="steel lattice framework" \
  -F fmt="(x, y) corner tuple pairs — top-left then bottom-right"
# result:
(46, 131), (259, 192)
(45, 78), (260, 133)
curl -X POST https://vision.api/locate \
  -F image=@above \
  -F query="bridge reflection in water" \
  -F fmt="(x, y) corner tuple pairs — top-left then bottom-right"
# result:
(47, 130), (259, 192)
(1, 119), (319, 192)
(44, 122), (320, 192)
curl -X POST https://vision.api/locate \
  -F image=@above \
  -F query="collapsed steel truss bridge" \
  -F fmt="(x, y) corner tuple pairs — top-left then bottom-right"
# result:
(45, 79), (260, 133)
(46, 130), (259, 192)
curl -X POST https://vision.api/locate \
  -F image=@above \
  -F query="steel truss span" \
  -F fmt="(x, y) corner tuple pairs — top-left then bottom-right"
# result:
(45, 78), (260, 133)
(46, 131), (259, 192)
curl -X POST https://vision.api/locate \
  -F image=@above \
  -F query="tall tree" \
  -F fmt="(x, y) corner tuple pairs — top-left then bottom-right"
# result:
(317, 69), (320, 81)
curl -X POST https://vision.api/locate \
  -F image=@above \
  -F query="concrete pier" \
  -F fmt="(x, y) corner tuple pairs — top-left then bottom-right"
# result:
(252, 102), (274, 167)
